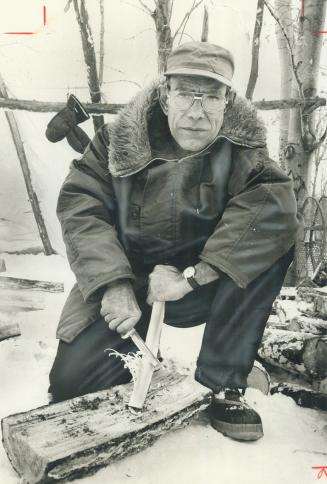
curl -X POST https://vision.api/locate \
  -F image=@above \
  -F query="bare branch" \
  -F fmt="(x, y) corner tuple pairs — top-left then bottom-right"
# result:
(263, 0), (304, 99)
(168, 0), (174, 23)
(138, 0), (154, 14)
(102, 79), (143, 89)
(120, 0), (151, 15)
(172, 0), (204, 43)
(124, 28), (155, 40)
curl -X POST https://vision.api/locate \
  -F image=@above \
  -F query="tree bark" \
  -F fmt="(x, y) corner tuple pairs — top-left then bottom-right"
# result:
(0, 98), (124, 114)
(259, 328), (327, 378)
(201, 5), (209, 42)
(152, 0), (173, 73)
(0, 289), (45, 313)
(297, 287), (327, 319)
(246, 0), (265, 100)
(287, 314), (327, 334)
(274, 0), (294, 170)
(0, 276), (64, 293)
(286, 0), (327, 205)
(1, 367), (211, 484)
(73, 0), (104, 131)
(98, 0), (105, 87)
(0, 96), (324, 114)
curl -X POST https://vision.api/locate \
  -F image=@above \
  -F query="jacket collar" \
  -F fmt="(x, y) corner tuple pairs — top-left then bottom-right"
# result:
(106, 81), (267, 177)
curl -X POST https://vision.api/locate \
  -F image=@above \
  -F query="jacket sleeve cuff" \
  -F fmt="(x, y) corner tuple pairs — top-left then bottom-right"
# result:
(199, 254), (248, 288)
(81, 273), (136, 303)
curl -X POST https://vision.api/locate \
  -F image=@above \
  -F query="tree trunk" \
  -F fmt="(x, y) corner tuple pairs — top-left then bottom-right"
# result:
(274, 0), (293, 170)
(1, 366), (211, 484)
(98, 0), (105, 87)
(259, 328), (327, 378)
(246, 0), (265, 100)
(73, 0), (104, 131)
(201, 5), (209, 42)
(152, 0), (173, 74)
(286, 0), (327, 205)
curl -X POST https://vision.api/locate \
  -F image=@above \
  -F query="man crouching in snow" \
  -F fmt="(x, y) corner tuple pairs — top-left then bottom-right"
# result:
(49, 41), (301, 442)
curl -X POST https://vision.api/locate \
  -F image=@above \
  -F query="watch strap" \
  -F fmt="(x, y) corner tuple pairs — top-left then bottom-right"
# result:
(186, 275), (201, 290)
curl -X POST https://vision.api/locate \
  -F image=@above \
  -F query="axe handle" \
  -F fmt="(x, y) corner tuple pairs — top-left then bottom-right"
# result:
(128, 301), (165, 409)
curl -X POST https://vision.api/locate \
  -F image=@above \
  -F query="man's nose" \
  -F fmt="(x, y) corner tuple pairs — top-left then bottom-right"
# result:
(187, 98), (205, 119)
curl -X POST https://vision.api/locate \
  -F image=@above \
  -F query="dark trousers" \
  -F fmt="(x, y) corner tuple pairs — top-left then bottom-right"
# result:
(49, 250), (293, 402)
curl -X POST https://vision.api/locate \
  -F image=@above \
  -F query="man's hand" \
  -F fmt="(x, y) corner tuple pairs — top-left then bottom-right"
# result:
(147, 264), (192, 305)
(101, 280), (141, 335)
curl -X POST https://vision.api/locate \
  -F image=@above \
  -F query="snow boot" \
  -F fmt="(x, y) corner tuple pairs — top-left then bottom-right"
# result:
(208, 389), (263, 442)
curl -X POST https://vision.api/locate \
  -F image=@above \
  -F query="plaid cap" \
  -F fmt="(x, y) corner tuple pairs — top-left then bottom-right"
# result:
(165, 42), (234, 87)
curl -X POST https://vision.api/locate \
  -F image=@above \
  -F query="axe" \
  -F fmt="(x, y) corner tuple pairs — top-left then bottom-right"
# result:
(122, 301), (165, 409)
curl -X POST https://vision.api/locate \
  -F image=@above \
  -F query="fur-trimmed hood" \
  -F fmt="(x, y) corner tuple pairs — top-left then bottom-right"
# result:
(106, 81), (267, 177)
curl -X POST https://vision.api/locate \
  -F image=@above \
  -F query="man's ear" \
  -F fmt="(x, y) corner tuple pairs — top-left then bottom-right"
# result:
(158, 82), (169, 115)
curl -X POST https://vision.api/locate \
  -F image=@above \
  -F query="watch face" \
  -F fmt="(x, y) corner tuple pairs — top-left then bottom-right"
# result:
(184, 266), (195, 278)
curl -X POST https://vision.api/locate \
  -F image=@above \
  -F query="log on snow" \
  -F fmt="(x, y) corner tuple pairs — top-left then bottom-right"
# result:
(271, 382), (327, 411)
(0, 289), (45, 313)
(297, 287), (327, 319)
(0, 321), (21, 341)
(287, 315), (327, 335)
(1, 366), (212, 484)
(259, 328), (327, 378)
(0, 276), (64, 293)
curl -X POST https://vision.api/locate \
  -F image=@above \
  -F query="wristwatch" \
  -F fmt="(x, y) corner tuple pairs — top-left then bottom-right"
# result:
(182, 266), (201, 290)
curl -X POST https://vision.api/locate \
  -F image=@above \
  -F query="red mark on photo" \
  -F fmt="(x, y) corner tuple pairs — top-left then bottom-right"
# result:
(4, 5), (47, 35)
(312, 466), (327, 479)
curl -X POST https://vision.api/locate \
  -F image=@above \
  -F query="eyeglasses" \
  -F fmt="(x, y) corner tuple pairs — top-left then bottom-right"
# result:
(167, 90), (226, 114)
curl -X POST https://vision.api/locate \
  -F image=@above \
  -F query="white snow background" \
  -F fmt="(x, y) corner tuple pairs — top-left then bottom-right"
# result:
(0, 1), (326, 483)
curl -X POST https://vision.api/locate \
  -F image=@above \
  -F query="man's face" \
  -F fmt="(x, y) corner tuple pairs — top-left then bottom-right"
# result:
(166, 75), (227, 152)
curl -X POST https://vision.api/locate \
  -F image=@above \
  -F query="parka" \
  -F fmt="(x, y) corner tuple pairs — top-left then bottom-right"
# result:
(56, 82), (302, 343)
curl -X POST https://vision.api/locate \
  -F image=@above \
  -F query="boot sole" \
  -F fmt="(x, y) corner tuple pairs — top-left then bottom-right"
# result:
(210, 419), (264, 442)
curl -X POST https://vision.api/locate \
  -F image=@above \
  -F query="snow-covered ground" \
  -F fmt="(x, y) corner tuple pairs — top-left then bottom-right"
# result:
(0, 253), (326, 484)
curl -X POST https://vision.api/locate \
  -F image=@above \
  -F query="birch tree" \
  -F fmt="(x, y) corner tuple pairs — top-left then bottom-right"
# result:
(270, 0), (327, 205)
